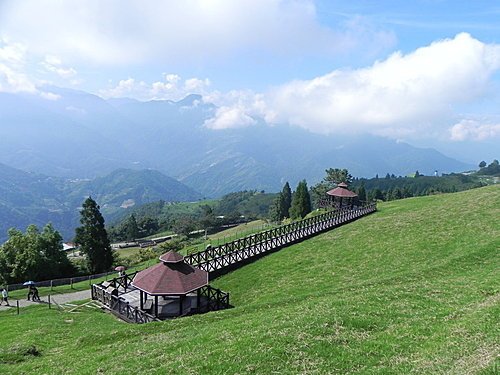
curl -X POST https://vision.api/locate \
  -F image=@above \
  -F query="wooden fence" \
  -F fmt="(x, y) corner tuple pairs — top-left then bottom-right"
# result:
(91, 276), (159, 324)
(184, 202), (376, 274)
(198, 285), (230, 312)
(91, 274), (230, 323)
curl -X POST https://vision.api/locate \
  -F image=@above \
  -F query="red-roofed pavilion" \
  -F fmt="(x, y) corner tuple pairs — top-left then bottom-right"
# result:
(131, 250), (209, 318)
(324, 182), (358, 208)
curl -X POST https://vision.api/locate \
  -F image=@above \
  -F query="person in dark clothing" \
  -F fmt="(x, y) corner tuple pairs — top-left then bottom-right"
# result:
(27, 285), (33, 301)
(32, 286), (40, 302)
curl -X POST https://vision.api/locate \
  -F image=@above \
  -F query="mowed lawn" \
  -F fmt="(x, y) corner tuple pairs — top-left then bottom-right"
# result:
(1, 186), (498, 374)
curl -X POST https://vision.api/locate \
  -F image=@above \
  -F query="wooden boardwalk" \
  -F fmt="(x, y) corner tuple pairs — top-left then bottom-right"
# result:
(184, 203), (376, 274)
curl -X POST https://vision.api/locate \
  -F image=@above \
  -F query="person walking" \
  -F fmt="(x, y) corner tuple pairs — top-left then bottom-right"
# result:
(27, 285), (33, 301)
(32, 286), (40, 302)
(1, 288), (9, 306)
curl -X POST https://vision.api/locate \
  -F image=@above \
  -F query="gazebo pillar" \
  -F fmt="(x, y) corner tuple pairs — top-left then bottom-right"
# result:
(140, 290), (144, 310)
(179, 295), (184, 316)
(154, 295), (159, 317)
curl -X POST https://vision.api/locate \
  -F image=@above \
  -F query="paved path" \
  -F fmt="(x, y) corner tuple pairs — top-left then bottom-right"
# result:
(0, 289), (91, 311)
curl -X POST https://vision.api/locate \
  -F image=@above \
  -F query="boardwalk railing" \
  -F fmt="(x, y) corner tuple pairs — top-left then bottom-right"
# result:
(184, 202), (376, 273)
(198, 285), (230, 312)
(91, 275), (159, 324)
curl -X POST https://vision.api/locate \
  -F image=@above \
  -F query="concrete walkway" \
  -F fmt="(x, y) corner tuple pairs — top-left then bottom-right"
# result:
(0, 289), (91, 310)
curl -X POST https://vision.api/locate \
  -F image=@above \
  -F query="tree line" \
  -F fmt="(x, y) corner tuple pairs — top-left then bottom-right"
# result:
(108, 190), (276, 241)
(0, 197), (113, 285)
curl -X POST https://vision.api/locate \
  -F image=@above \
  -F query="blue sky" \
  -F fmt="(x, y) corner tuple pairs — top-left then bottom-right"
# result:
(0, 0), (499, 162)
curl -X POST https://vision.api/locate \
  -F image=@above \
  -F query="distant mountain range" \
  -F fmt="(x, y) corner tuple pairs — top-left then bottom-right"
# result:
(0, 164), (201, 242)
(0, 87), (473, 198)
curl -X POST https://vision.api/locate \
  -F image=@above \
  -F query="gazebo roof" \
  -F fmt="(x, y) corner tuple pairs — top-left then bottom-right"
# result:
(131, 252), (208, 295)
(159, 250), (184, 263)
(326, 183), (358, 198)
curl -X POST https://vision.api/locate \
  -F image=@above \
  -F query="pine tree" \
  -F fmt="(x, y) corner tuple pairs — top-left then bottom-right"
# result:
(393, 187), (403, 200)
(74, 197), (113, 274)
(357, 185), (367, 202)
(124, 214), (139, 241)
(281, 182), (292, 218)
(373, 188), (384, 201)
(290, 180), (311, 220)
(324, 168), (353, 185)
(269, 193), (285, 222)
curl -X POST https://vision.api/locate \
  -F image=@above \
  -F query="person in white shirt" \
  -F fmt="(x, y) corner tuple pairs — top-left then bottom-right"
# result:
(1, 288), (9, 306)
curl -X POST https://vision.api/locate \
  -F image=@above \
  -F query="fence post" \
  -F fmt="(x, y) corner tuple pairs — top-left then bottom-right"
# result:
(48, 294), (51, 309)
(70, 278), (73, 289)
(50, 280), (53, 291)
(16, 300), (19, 315)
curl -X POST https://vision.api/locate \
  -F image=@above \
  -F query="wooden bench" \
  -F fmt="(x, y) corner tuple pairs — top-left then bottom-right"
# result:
(143, 300), (153, 312)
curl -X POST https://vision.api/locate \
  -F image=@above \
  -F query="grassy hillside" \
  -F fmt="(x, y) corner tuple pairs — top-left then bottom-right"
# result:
(1, 186), (498, 374)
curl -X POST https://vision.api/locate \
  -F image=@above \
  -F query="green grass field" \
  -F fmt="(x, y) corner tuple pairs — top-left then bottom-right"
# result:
(1, 186), (498, 374)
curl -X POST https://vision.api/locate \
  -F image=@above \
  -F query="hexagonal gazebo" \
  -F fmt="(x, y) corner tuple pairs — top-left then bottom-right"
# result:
(131, 250), (209, 319)
(325, 182), (358, 208)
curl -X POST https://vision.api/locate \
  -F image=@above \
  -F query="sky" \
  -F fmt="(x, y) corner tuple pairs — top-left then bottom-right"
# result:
(0, 0), (499, 162)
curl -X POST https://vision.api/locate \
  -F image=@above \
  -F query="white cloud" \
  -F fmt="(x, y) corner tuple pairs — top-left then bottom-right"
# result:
(100, 78), (148, 99)
(204, 106), (256, 130)
(184, 78), (211, 93)
(0, 38), (26, 64)
(0, 63), (36, 93)
(0, 38), (36, 93)
(449, 119), (500, 141)
(39, 91), (61, 101)
(0, 39), (76, 94)
(202, 33), (500, 137)
(202, 89), (266, 129)
(100, 75), (211, 101)
(41, 55), (77, 79)
(0, 0), (395, 65)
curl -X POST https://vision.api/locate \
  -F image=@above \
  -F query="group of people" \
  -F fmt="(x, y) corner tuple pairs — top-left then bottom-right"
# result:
(27, 285), (41, 301)
(0, 284), (42, 306)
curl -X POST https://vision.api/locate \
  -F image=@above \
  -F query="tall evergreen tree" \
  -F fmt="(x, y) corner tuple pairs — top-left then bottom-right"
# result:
(324, 168), (353, 185)
(124, 214), (139, 241)
(74, 197), (113, 274)
(281, 182), (292, 218)
(290, 180), (311, 220)
(357, 185), (367, 202)
(269, 193), (285, 222)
